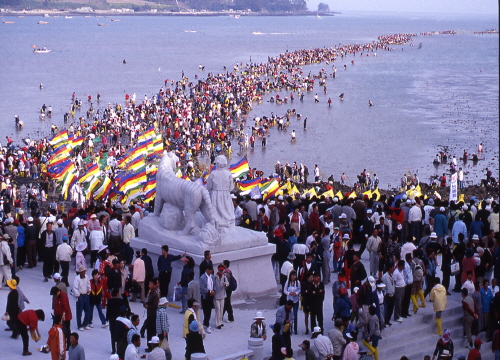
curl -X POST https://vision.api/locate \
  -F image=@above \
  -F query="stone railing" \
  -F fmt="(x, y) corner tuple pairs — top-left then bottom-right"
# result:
(191, 338), (265, 360)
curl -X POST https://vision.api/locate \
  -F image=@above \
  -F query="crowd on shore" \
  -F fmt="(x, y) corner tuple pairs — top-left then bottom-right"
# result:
(0, 171), (499, 359)
(0, 29), (499, 360)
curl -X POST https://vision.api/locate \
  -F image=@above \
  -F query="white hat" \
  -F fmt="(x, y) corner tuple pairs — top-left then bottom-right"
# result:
(78, 220), (86, 226)
(367, 209), (373, 214)
(376, 282), (386, 288)
(253, 311), (265, 320)
(462, 205), (468, 211)
(159, 297), (168, 306)
(472, 234), (479, 240)
(53, 273), (61, 280)
(430, 232), (437, 238)
(368, 276), (376, 286)
(115, 203), (122, 209)
(76, 242), (87, 252)
(278, 195), (284, 200)
(440, 207), (445, 212)
(148, 336), (160, 344)
(78, 265), (87, 273)
(269, 200), (275, 205)
(98, 245), (108, 252)
(411, 199), (416, 205)
(353, 287), (359, 293)
(406, 199), (411, 204)
(333, 197), (339, 203)
(28, 217), (34, 222)
(312, 326), (321, 334)
(342, 234), (350, 239)
(90, 214), (97, 219)
(231, 194), (237, 199)
(8, 217), (14, 223)
(340, 213), (347, 219)
(57, 219), (63, 225)
(477, 247), (484, 255)
(345, 332), (354, 339)
(18, 209), (24, 215)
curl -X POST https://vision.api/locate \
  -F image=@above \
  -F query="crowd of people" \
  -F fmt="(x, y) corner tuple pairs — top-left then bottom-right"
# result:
(0, 28), (499, 360)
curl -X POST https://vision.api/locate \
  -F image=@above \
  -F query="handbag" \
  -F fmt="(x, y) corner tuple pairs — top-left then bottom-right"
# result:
(450, 261), (460, 276)
(1, 314), (10, 321)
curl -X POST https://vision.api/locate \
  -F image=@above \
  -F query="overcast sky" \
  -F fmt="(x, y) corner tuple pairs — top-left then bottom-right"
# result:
(307, 0), (498, 15)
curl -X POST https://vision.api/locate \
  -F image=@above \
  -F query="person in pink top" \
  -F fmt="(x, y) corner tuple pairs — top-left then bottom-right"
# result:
(342, 332), (359, 360)
(131, 250), (146, 303)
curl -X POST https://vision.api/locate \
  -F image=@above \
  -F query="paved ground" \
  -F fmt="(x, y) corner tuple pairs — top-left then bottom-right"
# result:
(0, 249), (494, 360)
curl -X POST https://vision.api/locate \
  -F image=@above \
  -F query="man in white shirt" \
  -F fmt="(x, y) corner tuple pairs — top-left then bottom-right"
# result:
(124, 334), (141, 360)
(461, 271), (475, 295)
(56, 235), (73, 286)
(366, 228), (382, 276)
(122, 216), (135, 264)
(312, 326), (333, 358)
(408, 200), (423, 244)
(131, 206), (142, 237)
(108, 213), (123, 255)
(393, 260), (406, 323)
(73, 266), (91, 331)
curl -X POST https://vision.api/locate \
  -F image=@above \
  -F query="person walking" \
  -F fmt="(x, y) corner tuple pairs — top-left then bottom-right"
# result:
(55, 235), (72, 287)
(0, 233), (14, 286)
(89, 269), (108, 328)
(5, 278), (20, 337)
(362, 306), (381, 360)
(462, 288), (479, 349)
(68, 332), (85, 360)
(51, 285), (73, 349)
(283, 270), (300, 335)
(73, 265), (91, 331)
(47, 315), (66, 360)
(222, 259), (235, 323)
(328, 318), (346, 360)
(200, 265), (215, 333)
(144, 278), (159, 351)
(430, 277), (447, 336)
(393, 260), (406, 323)
(213, 264), (228, 330)
(431, 329), (454, 360)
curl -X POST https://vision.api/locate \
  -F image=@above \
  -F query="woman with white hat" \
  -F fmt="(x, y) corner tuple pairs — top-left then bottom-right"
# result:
(250, 311), (267, 340)
(75, 242), (87, 273)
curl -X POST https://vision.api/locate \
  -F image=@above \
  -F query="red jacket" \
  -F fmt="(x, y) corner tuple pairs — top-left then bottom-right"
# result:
(54, 291), (73, 321)
(18, 310), (39, 330)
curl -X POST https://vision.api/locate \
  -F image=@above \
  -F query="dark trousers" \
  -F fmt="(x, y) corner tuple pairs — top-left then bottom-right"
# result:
(159, 271), (172, 298)
(385, 294), (395, 323)
(442, 270), (450, 292)
(26, 240), (37, 268)
(8, 313), (19, 336)
(410, 221), (421, 244)
(223, 289), (234, 322)
(43, 247), (56, 278)
(108, 236), (122, 255)
(201, 296), (213, 328)
(17, 318), (30, 352)
(60, 261), (70, 286)
(63, 320), (71, 349)
(90, 250), (98, 268)
(17, 246), (25, 268)
(146, 313), (156, 342)
(424, 274), (435, 298)
(402, 284), (412, 317)
(358, 237), (367, 258)
(109, 319), (117, 353)
(453, 272), (462, 291)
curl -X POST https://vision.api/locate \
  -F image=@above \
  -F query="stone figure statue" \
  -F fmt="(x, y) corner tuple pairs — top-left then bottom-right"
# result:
(153, 151), (215, 235)
(206, 155), (235, 231)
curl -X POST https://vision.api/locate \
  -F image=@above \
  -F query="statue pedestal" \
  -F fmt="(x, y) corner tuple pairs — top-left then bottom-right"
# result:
(131, 215), (277, 301)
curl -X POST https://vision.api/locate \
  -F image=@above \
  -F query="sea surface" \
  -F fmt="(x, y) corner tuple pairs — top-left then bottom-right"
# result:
(0, 12), (498, 188)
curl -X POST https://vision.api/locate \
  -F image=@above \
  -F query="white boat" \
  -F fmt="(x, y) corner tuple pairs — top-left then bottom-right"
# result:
(252, 31), (264, 35)
(184, 30), (197, 33)
(33, 47), (51, 54)
(43, 13), (49, 17)
(110, 19), (120, 21)
(38, 21), (49, 25)
(65, 16), (73, 19)
(234, 15), (240, 19)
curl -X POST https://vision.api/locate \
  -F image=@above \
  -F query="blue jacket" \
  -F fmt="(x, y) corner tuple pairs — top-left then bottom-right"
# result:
(199, 272), (214, 299)
(434, 214), (447, 238)
(17, 226), (26, 247)
(275, 305), (294, 325)
(480, 287), (493, 313)
(334, 295), (352, 319)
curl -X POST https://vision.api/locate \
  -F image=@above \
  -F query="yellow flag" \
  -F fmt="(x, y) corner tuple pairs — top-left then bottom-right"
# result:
(291, 185), (300, 196)
(303, 187), (317, 198)
(458, 194), (465, 203)
(373, 188), (381, 201)
(335, 190), (344, 199)
(321, 189), (334, 198)
(363, 190), (372, 198)
(348, 191), (357, 199)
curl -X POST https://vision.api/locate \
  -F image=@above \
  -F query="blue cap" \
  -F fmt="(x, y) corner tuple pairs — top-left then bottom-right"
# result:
(189, 321), (199, 332)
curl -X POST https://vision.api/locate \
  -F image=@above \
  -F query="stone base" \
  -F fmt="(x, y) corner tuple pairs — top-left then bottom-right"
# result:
(131, 237), (276, 301)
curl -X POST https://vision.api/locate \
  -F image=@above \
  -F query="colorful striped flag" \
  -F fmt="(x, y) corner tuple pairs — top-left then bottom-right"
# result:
(260, 178), (279, 198)
(94, 176), (113, 200)
(79, 163), (100, 184)
(229, 158), (250, 178)
(49, 130), (69, 147)
(118, 168), (147, 194)
(238, 177), (262, 192)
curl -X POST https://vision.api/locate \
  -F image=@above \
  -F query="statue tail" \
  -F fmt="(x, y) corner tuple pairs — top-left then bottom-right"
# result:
(201, 188), (215, 225)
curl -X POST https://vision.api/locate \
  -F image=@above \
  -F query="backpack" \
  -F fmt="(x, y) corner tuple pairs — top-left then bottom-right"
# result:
(228, 273), (238, 292)
(413, 260), (424, 282)
(447, 211), (457, 230)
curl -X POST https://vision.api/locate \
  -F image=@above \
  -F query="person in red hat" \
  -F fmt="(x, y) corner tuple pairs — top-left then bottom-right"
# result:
(467, 338), (482, 360)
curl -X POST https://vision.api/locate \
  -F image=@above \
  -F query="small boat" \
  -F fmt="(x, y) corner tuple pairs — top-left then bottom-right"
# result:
(184, 30), (197, 33)
(65, 16), (73, 19)
(98, 23), (109, 26)
(3, 21), (14, 24)
(43, 13), (49, 17)
(84, 15), (91, 18)
(110, 19), (120, 21)
(234, 15), (240, 19)
(17, 15), (24, 18)
(252, 31), (264, 35)
(38, 21), (49, 25)
(33, 47), (51, 54)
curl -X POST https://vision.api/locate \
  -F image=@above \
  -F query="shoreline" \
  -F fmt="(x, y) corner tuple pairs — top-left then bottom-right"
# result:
(1, 10), (339, 17)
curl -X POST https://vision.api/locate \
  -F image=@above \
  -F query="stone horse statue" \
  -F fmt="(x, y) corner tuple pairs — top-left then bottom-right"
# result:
(154, 151), (215, 236)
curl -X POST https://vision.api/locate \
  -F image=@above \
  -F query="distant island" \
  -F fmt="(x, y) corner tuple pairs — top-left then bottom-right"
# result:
(0, 0), (336, 14)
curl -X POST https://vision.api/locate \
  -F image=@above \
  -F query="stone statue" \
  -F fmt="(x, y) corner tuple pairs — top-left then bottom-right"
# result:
(206, 155), (235, 231)
(153, 151), (215, 235)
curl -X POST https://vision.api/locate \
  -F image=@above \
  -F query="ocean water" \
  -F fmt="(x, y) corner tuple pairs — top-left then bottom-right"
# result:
(0, 12), (498, 187)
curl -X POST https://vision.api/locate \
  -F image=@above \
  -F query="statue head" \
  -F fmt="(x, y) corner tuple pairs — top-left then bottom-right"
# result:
(215, 155), (228, 169)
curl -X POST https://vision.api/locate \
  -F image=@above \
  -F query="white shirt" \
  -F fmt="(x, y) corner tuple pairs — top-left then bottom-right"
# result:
(315, 334), (334, 358)
(207, 275), (213, 291)
(393, 268), (406, 288)
(462, 280), (475, 295)
(73, 275), (91, 297)
(123, 223), (135, 244)
(56, 243), (73, 262)
(408, 206), (422, 222)
(124, 344), (140, 360)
